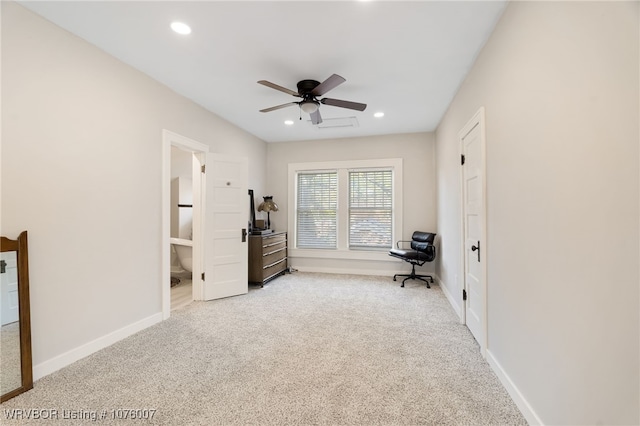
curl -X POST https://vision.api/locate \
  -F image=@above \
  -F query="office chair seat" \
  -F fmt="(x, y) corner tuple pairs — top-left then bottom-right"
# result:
(389, 247), (432, 262)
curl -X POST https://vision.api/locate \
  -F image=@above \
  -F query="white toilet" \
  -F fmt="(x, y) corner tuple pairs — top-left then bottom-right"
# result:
(170, 238), (193, 273)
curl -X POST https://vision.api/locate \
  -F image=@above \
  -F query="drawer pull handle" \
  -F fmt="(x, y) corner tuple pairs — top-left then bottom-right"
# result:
(263, 247), (286, 257)
(264, 258), (286, 269)
(264, 241), (285, 248)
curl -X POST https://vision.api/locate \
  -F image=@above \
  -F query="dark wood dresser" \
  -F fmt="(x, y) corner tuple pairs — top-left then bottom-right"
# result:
(248, 231), (287, 286)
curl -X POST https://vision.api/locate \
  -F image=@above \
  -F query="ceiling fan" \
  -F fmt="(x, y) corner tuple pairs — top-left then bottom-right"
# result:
(258, 74), (367, 125)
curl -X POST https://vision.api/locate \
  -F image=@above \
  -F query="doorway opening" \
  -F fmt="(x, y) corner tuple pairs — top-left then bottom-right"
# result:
(162, 130), (208, 319)
(170, 145), (194, 311)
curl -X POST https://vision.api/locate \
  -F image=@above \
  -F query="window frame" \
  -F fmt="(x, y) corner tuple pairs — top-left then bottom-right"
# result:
(288, 158), (403, 261)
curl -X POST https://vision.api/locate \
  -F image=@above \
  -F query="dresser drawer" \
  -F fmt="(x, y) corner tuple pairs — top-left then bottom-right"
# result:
(263, 240), (286, 254)
(263, 246), (286, 267)
(262, 233), (286, 247)
(263, 258), (287, 280)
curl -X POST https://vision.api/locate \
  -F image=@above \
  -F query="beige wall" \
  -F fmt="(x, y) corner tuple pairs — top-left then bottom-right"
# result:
(1, 2), (267, 374)
(436, 2), (639, 424)
(267, 132), (436, 276)
(170, 146), (193, 180)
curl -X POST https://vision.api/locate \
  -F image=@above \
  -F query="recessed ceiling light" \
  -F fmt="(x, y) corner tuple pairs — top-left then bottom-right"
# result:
(284, 120), (294, 126)
(171, 22), (192, 35)
(374, 112), (385, 118)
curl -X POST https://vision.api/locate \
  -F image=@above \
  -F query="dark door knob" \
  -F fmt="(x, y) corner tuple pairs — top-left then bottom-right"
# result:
(471, 241), (480, 262)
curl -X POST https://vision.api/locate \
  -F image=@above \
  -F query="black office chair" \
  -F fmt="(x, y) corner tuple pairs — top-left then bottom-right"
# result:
(389, 231), (436, 288)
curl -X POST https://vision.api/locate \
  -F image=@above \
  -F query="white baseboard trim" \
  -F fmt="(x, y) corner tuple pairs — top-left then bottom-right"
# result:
(33, 312), (163, 381)
(293, 266), (437, 280)
(438, 278), (462, 320)
(487, 350), (543, 426)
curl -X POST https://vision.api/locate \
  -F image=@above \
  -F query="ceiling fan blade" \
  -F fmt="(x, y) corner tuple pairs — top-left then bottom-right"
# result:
(257, 80), (300, 97)
(260, 102), (297, 113)
(321, 98), (367, 111)
(311, 74), (346, 96)
(310, 109), (323, 125)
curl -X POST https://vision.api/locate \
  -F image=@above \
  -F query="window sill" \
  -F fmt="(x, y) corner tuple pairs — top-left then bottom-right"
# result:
(289, 248), (395, 262)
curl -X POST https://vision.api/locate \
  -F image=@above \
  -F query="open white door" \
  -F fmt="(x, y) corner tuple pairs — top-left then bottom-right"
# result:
(202, 153), (248, 300)
(460, 108), (487, 355)
(0, 252), (19, 325)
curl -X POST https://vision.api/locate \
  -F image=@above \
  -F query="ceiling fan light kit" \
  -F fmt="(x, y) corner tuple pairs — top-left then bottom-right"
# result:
(300, 101), (319, 114)
(258, 74), (367, 126)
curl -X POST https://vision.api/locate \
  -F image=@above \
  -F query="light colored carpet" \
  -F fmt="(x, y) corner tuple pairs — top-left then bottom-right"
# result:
(1, 273), (527, 425)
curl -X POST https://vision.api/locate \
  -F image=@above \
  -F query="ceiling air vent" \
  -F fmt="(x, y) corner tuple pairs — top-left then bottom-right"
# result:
(308, 116), (359, 129)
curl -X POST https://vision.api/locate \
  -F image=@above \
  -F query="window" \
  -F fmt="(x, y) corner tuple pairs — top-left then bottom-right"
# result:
(296, 172), (337, 249)
(288, 159), (402, 259)
(349, 170), (393, 249)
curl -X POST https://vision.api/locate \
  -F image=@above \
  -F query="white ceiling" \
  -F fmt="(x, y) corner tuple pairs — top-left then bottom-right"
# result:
(20, 1), (507, 143)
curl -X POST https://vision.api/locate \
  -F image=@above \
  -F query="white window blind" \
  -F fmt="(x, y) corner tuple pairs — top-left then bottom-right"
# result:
(349, 170), (393, 249)
(297, 172), (338, 249)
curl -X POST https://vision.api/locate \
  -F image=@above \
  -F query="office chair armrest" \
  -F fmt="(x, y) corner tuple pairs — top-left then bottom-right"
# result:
(426, 245), (436, 259)
(396, 240), (413, 249)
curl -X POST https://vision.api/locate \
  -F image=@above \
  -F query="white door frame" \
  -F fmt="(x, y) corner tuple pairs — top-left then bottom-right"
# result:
(161, 130), (209, 319)
(459, 107), (488, 356)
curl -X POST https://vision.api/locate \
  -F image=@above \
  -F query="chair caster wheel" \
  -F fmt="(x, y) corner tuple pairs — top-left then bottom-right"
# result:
(401, 283), (405, 288)
(393, 277), (396, 281)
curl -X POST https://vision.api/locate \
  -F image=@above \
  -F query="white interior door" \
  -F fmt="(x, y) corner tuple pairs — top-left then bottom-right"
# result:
(1, 252), (19, 325)
(461, 108), (486, 354)
(202, 153), (248, 300)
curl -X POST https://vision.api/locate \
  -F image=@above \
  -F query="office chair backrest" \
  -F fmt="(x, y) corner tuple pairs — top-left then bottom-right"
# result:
(410, 231), (435, 252)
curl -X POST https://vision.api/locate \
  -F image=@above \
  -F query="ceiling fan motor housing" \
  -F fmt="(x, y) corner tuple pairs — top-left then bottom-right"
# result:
(296, 79), (321, 95)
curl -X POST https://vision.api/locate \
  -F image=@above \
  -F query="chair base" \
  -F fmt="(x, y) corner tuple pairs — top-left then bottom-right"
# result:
(393, 264), (433, 288)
